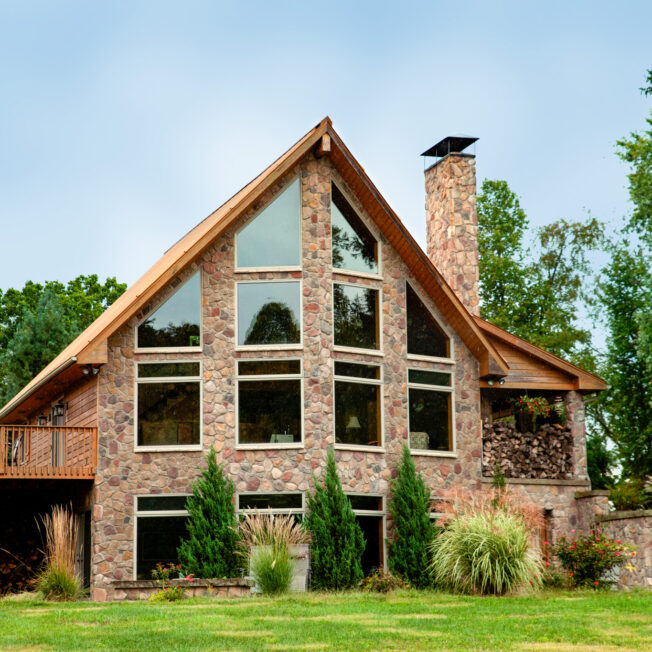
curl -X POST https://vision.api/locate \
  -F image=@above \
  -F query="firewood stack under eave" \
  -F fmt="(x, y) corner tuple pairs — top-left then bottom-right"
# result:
(481, 421), (574, 480)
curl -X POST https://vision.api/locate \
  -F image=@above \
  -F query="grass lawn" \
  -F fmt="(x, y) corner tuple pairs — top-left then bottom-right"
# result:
(0, 590), (650, 651)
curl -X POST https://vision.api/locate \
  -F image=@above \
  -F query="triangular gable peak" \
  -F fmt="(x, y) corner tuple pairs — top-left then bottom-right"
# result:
(0, 118), (509, 422)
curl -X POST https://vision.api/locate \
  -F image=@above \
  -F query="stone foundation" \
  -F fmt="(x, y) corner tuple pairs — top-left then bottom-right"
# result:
(101, 578), (254, 601)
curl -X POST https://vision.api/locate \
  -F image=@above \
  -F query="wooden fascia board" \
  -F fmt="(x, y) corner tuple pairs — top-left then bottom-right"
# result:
(474, 317), (607, 391)
(326, 127), (509, 376)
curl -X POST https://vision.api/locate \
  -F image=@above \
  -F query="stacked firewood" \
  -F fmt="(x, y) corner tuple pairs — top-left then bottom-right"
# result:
(482, 421), (574, 479)
(0, 525), (41, 594)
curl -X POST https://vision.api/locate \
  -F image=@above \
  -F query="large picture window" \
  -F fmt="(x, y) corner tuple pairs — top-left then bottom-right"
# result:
(236, 178), (301, 269)
(237, 281), (301, 347)
(334, 361), (382, 448)
(136, 362), (201, 449)
(331, 184), (378, 275)
(135, 495), (189, 579)
(406, 283), (449, 359)
(137, 272), (201, 349)
(237, 359), (302, 446)
(408, 369), (454, 453)
(333, 283), (380, 351)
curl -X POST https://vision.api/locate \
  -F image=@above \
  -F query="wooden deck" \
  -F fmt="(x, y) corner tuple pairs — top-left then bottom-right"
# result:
(0, 425), (97, 479)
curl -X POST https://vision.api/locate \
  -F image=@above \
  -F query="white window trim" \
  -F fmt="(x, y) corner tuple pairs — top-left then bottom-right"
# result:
(234, 176), (303, 272)
(237, 492), (305, 515)
(135, 269), (203, 354)
(407, 367), (457, 457)
(333, 361), (384, 451)
(235, 278), (304, 350)
(405, 280), (455, 364)
(133, 493), (190, 581)
(346, 492), (386, 571)
(235, 357), (305, 450)
(331, 182), (382, 278)
(134, 360), (203, 452)
(332, 281), (383, 354)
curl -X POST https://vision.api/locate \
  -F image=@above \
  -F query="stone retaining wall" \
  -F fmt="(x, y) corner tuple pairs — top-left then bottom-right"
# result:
(110, 578), (253, 601)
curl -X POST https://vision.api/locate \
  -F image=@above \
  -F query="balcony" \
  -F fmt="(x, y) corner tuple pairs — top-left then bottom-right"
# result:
(0, 425), (97, 479)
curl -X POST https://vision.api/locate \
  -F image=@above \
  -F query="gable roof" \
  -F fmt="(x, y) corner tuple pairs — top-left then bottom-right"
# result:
(0, 117), (511, 422)
(474, 316), (607, 392)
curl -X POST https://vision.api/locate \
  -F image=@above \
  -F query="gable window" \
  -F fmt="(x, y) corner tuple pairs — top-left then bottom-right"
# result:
(237, 359), (302, 447)
(136, 271), (201, 350)
(236, 177), (301, 269)
(136, 362), (201, 450)
(334, 361), (382, 448)
(408, 368), (454, 454)
(406, 283), (450, 359)
(237, 281), (301, 348)
(333, 283), (380, 351)
(331, 184), (379, 275)
(135, 495), (189, 579)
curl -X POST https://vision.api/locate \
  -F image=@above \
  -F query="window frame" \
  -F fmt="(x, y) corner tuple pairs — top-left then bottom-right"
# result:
(234, 176), (303, 273)
(333, 359), (384, 452)
(134, 359), (203, 452)
(133, 493), (190, 581)
(346, 492), (387, 571)
(235, 357), (304, 450)
(405, 280), (455, 365)
(134, 270), (203, 354)
(407, 367), (456, 457)
(235, 279), (304, 351)
(330, 183), (382, 281)
(332, 281), (383, 356)
(236, 492), (305, 516)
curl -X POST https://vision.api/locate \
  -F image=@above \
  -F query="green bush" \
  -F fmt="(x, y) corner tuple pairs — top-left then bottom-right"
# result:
(359, 569), (407, 593)
(551, 529), (635, 588)
(609, 479), (651, 511)
(429, 510), (542, 595)
(304, 448), (365, 590)
(250, 544), (294, 595)
(387, 445), (435, 588)
(177, 446), (242, 578)
(36, 564), (81, 602)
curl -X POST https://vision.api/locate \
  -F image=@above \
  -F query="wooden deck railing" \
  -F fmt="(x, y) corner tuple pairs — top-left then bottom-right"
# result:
(0, 425), (97, 479)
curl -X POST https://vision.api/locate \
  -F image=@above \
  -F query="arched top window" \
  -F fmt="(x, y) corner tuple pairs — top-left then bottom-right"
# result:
(406, 283), (450, 359)
(236, 177), (301, 269)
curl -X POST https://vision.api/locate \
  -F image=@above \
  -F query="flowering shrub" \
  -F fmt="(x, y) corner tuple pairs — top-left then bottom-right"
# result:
(551, 530), (635, 588)
(149, 563), (193, 602)
(359, 570), (408, 593)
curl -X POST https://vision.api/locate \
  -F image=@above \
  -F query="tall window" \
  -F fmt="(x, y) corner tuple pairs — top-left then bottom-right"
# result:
(406, 283), (449, 359)
(331, 184), (378, 275)
(236, 178), (301, 269)
(136, 272), (201, 350)
(333, 283), (380, 351)
(408, 369), (454, 453)
(347, 494), (385, 575)
(135, 495), (189, 579)
(136, 362), (201, 449)
(334, 361), (382, 448)
(237, 281), (301, 347)
(237, 360), (302, 446)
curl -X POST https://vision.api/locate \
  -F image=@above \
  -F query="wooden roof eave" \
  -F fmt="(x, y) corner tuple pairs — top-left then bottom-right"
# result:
(325, 127), (509, 377)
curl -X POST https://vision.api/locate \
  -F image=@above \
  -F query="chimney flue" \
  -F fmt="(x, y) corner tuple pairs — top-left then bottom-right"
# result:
(423, 135), (480, 316)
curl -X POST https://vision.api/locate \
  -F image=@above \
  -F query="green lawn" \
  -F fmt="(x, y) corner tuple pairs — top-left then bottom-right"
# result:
(1, 590), (650, 651)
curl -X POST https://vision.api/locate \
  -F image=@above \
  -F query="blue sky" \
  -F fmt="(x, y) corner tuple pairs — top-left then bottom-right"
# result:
(1, 1), (650, 295)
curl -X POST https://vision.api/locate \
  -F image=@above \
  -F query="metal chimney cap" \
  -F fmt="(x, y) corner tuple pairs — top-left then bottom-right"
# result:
(421, 134), (478, 158)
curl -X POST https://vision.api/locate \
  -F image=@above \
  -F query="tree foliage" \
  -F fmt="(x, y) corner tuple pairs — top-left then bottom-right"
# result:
(387, 445), (435, 588)
(177, 446), (242, 578)
(304, 448), (365, 590)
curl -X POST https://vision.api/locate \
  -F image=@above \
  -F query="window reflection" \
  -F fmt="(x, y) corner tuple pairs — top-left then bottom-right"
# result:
(333, 284), (379, 350)
(406, 284), (449, 358)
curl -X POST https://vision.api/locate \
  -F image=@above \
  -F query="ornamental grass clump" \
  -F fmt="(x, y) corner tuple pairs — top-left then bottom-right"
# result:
(429, 509), (542, 595)
(250, 545), (294, 595)
(36, 505), (81, 601)
(552, 529), (636, 588)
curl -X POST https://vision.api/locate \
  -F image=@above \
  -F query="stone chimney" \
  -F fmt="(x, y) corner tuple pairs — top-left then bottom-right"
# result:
(423, 135), (480, 316)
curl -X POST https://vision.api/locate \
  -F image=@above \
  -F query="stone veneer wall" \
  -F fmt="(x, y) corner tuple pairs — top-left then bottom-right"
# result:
(90, 154), (483, 601)
(425, 154), (480, 316)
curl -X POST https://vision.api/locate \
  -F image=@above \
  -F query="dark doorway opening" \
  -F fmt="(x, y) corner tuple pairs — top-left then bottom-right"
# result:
(356, 515), (383, 576)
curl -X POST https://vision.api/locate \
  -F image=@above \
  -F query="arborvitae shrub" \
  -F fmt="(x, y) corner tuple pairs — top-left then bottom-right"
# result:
(387, 444), (435, 588)
(177, 446), (242, 578)
(305, 448), (365, 590)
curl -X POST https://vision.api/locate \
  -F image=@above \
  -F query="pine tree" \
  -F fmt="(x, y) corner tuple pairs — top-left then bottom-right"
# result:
(387, 444), (435, 588)
(177, 447), (242, 578)
(305, 448), (365, 590)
